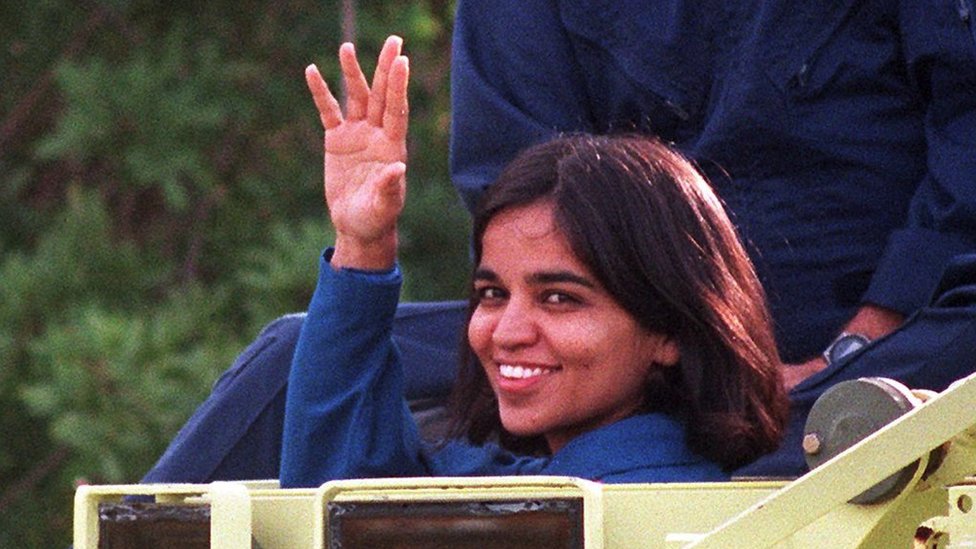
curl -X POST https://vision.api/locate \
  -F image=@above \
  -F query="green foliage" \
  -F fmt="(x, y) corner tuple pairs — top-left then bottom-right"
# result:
(36, 27), (255, 211)
(22, 290), (240, 483)
(236, 218), (334, 332)
(0, 1), (463, 546)
(0, 189), (158, 324)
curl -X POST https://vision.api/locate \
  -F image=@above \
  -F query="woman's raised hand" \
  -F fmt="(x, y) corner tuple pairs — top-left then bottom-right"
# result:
(305, 35), (409, 270)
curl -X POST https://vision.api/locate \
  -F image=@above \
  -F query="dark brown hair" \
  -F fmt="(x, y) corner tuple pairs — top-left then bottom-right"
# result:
(447, 134), (789, 470)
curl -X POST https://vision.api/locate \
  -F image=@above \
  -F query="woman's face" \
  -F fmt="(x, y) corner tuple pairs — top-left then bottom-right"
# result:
(468, 201), (678, 453)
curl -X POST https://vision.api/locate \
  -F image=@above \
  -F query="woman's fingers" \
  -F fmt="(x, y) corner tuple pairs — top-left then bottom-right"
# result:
(305, 64), (343, 129)
(310, 36), (408, 136)
(383, 55), (409, 141)
(339, 43), (371, 121)
(367, 35), (403, 126)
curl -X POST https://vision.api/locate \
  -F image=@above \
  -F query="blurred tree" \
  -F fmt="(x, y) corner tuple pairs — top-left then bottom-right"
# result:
(0, 0), (464, 546)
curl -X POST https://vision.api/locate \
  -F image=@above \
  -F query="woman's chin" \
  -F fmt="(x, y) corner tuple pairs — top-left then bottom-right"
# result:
(498, 415), (546, 439)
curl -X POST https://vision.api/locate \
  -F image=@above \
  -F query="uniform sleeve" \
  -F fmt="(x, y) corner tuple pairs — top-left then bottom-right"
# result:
(278, 250), (549, 486)
(863, 0), (976, 313)
(279, 249), (426, 487)
(449, 0), (593, 212)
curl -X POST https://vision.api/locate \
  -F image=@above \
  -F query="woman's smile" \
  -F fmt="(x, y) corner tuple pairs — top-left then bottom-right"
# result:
(498, 363), (560, 381)
(493, 361), (562, 395)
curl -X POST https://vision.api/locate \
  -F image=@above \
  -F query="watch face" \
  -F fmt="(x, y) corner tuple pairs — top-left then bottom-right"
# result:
(828, 334), (870, 364)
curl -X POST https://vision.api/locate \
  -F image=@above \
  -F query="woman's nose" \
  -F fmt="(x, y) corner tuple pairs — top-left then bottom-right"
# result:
(491, 301), (538, 349)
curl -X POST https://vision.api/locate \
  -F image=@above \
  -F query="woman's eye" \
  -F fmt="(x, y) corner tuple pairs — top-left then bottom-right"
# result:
(543, 292), (578, 305)
(475, 286), (506, 301)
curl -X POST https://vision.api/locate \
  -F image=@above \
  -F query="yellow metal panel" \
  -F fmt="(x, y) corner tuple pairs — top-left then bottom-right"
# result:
(601, 482), (784, 547)
(209, 482), (253, 549)
(249, 488), (319, 548)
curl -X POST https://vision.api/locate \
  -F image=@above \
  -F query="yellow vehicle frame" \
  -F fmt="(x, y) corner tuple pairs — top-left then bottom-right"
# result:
(74, 370), (976, 548)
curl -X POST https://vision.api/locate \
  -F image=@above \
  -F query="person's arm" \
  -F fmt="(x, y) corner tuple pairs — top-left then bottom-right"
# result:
(450, 0), (593, 211)
(783, 305), (904, 389)
(785, 1), (976, 389)
(863, 0), (976, 313)
(280, 36), (427, 487)
(280, 250), (427, 486)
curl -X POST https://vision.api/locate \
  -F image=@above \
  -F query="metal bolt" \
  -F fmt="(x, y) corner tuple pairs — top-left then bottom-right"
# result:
(802, 433), (822, 455)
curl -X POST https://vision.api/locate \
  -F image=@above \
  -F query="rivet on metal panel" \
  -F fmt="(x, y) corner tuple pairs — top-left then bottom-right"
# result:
(802, 433), (822, 455)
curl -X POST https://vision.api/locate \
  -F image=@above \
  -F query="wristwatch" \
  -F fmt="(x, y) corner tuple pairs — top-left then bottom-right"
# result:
(822, 332), (871, 368)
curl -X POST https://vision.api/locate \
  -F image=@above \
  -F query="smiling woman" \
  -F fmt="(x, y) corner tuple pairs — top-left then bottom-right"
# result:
(279, 36), (789, 488)
(450, 136), (790, 471)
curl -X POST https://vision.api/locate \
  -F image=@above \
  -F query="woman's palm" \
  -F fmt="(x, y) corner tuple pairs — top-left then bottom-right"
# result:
(306, 37), (409, 246)
(324, 119), (406, 242)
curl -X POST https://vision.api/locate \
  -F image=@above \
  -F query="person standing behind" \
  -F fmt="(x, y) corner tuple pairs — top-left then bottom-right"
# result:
(450, 0), (976, 387)
(449, 0), (976, 474)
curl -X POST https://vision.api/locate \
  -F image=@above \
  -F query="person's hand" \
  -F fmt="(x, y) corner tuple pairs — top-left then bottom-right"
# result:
(305, 35), (409, 270)
(782, 304), (904, 390)
(782, 357), (826, 390)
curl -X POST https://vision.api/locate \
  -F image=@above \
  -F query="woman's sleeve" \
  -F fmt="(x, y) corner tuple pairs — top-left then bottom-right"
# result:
(279, 249), (427, 487)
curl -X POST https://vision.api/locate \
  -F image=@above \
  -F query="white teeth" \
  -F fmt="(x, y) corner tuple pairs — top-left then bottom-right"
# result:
(498, 364), (552, 380)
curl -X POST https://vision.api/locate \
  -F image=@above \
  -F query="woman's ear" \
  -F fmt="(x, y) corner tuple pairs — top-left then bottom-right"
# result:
(637, 331), (680, 372)
(652, 336), (680, 367)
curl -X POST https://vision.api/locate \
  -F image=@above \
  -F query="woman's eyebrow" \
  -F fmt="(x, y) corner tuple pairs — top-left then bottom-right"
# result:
(473, 268), (498, 282)
(529, 270), (595, 288)
(473, 267), (596, 288)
